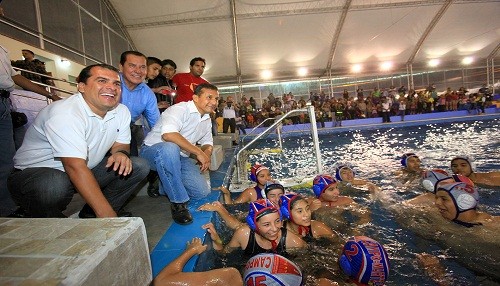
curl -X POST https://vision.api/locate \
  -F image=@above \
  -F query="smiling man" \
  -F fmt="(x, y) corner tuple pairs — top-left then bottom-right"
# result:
(119, 51), (160, 156)
(140, 83), (219, 224)
(8, 64), (149, 218)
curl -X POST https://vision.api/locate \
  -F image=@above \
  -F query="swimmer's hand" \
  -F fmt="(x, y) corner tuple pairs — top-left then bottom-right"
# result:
(309, 198), (322, 212)
(198, 201), (223, 212)
(186, 237), (207, 255)
(367, 182), (381, 192)
(416, 253), (451, 286)
(202, 223), (223, 250)
(212, 185), (230, 194)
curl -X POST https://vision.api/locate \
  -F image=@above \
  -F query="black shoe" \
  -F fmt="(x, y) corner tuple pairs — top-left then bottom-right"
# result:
(7, 207), (26, 218)
(170, 202), (193, 225)
(147, 183), (160, 198)
(232, 141), (238, 146)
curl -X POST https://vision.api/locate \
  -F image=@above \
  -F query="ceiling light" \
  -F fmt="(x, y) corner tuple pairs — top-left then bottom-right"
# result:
(297, 67), (308, 77)
(261, 70), (272, 80)
(428, 59), (440, 67)
(351, 64), (362, 73)
(60, 59), (71, 68)
(380, 61), (393, 71)
(462, 57), (473, 65)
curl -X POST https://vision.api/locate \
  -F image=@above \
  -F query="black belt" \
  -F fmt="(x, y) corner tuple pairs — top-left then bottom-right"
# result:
(0, 89), (10, 99)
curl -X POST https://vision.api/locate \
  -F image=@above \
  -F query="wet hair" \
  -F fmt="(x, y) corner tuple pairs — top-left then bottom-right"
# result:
(22, 49), (35, 56)
(147, 56), (162, 67)
(120, 50), (147, 65)
(194, 83), (218, 95)
(162, 59), (177, 69)
(190, 57), (206, 66)
(77, 64), (119, 84)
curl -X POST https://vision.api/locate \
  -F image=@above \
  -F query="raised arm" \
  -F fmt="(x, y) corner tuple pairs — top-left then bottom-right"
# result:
(198, 201), (243, 230)
(12, 74), (61, 101)
(154, 237), (206, 281)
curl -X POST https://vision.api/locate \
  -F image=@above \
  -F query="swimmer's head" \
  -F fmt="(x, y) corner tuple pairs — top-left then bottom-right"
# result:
(401, 153), (421, 171)
(335, 164), (355, 182)
(435, 182), (479, 221)
(249, 164), (270, 183)
(435, 173), (475, 192)
(339, 236), (390, 286)
(421, 169), (449, 193)
(279, 193), (305, 222)
(262, 180), (285, 205)
(246, 199), (281, 232)
(450, 156), (475, 177)
(312, 175), (338, 198)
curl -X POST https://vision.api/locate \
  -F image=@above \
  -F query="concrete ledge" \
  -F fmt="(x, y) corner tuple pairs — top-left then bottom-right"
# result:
(213, 135), (232, 149)
(0, 217), (151, 285)
(210, 145), (224, 171)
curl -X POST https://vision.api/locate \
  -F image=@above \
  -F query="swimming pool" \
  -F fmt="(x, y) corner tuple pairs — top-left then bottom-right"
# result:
(213, 117), (499, 285)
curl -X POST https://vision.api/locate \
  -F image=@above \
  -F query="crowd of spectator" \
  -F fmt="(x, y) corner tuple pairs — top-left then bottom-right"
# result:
(214, 84), (494, 130)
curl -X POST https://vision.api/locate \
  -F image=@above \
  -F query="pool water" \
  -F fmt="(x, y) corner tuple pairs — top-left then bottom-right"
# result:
(204, 118), (499, 285)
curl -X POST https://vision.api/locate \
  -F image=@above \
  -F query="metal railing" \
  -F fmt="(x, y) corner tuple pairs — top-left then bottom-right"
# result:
(235, 105), (323, 183)
(13, 67), (76, 96)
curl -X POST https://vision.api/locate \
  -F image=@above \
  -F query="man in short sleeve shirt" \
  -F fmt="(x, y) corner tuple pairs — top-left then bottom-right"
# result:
(8, 64), (149, 218)
(171, 57), (208, 104)
(141, 83), (219, 224)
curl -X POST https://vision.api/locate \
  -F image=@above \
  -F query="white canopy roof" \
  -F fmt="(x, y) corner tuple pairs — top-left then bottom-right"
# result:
(108, 0), (500, 85)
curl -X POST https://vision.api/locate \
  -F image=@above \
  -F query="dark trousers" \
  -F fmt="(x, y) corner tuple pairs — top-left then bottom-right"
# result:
(382, 111), (391, 122)
(7, 156), (149, 218)
(0, 96), (17, 216)
(223, 118), (236, 133)
(130, 124), (144, 156)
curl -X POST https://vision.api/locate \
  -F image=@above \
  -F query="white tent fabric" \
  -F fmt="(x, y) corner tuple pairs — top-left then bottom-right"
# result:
(109, 0), (500, 85)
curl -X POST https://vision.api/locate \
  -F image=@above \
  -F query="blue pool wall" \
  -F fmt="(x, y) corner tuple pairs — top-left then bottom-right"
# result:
(149, 107), (499, 277)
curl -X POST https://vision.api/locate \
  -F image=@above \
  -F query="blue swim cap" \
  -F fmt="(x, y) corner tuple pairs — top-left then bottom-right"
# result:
(436, 182), (479, 219)
(400, 153), (419, 167)
(312, 175), (337, 198)
(339, 236), (390, 286)
(246, 199), (281, 231)
(279, 193), (303, 222)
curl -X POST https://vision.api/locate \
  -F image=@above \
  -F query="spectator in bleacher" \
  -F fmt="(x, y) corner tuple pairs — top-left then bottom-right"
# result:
(11, 49), (48, 84)
(479, 84), (491, 109)
(148, 59), (177, 111)
(140, 83), (219, 225)
(7, 64), (149, 218)
(399, 98), (406, 121)
(381, 96), (391, 123)
(222, 95), (239, 145)
(0, 44), (56, 217)
(119, 51), (160, 156)
(171, 57), (208, 104)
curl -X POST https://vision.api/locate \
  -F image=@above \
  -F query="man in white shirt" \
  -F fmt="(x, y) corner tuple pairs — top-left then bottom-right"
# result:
(8, 64), (149, 218)
(140, 83), (219, 224)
